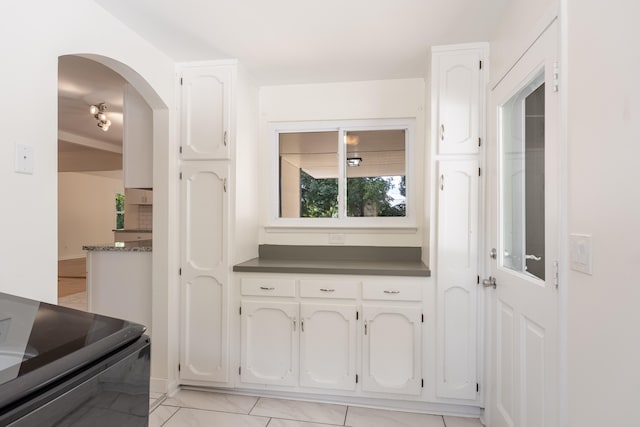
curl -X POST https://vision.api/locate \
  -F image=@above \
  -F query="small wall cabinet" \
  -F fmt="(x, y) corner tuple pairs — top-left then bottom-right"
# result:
(179, 65), (232, 160)
(431, 46), (484, 155)
(125, 188), (153, 205)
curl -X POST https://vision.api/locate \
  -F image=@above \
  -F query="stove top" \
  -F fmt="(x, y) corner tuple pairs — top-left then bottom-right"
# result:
(0, 293), (144, 405)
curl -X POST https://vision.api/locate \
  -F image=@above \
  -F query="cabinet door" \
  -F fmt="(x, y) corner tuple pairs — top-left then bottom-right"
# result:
(180, 66), (231, 160)
(241, 301), (299, 386)
(300, 303), (357, 391)
(125, 188), (152, 205)
(362, 305), (422, 395)
(436, 159), (479, 399)
(179, 162), (229, 383)
(123, 84), (153, 188)
(434, 50), (481, 154)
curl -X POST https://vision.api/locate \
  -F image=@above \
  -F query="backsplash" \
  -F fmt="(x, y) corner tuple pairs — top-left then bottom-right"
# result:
(138, 205), (153, 230)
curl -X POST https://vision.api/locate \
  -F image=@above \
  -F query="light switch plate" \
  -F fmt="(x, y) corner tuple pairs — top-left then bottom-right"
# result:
(570, 234), (592, 275)
(15, 144), (34, 174)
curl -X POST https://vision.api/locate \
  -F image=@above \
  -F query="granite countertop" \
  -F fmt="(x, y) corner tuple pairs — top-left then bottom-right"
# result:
(112, 229), (152, 233)
(233, 245), (430, 277)
(83, 240), (153, 252)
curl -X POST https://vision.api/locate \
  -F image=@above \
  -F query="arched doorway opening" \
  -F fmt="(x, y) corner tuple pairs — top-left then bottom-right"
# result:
(57, 53), (170, 399)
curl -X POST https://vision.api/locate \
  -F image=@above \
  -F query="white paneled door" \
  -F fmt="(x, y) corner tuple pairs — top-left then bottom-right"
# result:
(486, 21), (560, 427)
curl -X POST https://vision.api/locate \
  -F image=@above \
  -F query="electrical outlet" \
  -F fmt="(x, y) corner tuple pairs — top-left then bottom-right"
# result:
(328, 234), (346, 245)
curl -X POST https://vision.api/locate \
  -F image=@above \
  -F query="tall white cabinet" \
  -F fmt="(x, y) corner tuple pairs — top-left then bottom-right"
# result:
(431, 43), (487, 401)
(177, 60), (259, 386)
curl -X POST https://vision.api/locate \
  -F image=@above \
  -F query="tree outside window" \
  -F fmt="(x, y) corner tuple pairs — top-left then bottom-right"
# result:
(115, 193), (125, 229)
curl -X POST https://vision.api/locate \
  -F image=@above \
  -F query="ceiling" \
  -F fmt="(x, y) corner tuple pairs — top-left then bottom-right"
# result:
(96, 0), (511, 85)
(58, 1), (511, 172)
(280, 130), (406, 178)
(58, 56), (126, 173)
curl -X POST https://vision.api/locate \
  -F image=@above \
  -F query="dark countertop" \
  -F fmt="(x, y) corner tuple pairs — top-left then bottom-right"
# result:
(112, 229), (152, 233)
(233, 245), (430, 277)
(83, 240), (153, 252)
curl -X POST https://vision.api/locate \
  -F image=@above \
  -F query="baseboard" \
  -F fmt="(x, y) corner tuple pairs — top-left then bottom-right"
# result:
(180, 385), (482, 418)
(150, 377), (181, 397)
(150, 377), (168, 394)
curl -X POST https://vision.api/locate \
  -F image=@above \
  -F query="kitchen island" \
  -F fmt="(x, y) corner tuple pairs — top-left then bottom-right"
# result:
(82, 240), (152, 335)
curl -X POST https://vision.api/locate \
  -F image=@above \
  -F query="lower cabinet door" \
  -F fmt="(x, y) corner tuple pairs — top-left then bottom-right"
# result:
(299, 303), (357, 391)
(241, 300), (299, 386)
(180, 275), (227, 383)
(362, 305), (422, 395)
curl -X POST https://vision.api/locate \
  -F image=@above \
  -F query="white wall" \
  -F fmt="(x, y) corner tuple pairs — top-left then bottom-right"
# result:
(489, 0), (557, 86)
(258, 78), (426, 247)
(58, 172), (123, 260)
(565, 1), (640, 426)
(0, 0), (178, 393)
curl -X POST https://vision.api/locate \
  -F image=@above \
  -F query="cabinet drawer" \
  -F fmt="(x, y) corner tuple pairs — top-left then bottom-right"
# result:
(362, 280), (423, 301)
(299, 279), (359, 299)
(114, 231), (152, 242)
(241, 278), (296, 297)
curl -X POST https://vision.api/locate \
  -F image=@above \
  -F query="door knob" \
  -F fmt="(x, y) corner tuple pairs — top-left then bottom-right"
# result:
(482, 276), (497, 289)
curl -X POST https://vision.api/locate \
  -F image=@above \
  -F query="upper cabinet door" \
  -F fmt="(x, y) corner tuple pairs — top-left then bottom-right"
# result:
(434, 50), (482, 155)
(180, 66), (232, 160)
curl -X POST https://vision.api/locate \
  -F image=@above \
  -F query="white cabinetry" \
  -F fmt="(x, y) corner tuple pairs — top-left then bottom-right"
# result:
(362, 281), (423, 395)
(435, 160), (479, 400)
(241, 301), (299, 386)
(179, 162), (229, 383)
(431, 43), (487, 401)
(239, 276), (424, 397)
(178, 60), (259, 387)
(432, 47), (483, 155)
(113, 231), (151, 242)
(123, 83), (153, 188)
(299, 303), (357, 391)
(125, 188), (153, 205)
(179, 65), (231, 160)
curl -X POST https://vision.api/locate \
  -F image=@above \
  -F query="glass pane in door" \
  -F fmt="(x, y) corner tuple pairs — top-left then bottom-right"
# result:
(500, 72), (545, 280)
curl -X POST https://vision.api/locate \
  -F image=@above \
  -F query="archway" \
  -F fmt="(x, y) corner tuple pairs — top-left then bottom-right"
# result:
(57, 53), (171, 399)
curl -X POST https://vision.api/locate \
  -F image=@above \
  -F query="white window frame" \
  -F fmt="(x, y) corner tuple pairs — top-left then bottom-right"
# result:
(268, 118), (416, 229)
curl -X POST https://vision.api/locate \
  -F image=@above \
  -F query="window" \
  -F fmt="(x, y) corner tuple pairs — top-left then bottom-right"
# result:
(500, 72), (545, 280)
(115, 192), (125, 229)
(274, 119), (413, 226)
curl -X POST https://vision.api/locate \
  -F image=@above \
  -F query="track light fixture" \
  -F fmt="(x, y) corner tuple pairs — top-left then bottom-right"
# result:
(90, 103), (111, 132)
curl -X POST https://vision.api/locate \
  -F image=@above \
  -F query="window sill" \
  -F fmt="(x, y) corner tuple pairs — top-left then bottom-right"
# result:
(264, 225), (419, 234)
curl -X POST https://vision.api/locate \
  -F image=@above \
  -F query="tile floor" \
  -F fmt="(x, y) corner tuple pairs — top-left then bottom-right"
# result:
(149, 389), (484, 427)
(58, 290), (88, 311)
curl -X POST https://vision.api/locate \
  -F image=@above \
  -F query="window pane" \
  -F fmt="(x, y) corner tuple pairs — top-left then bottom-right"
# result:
(279, 131), (338, 218)
(500, 74), (545, 280)
(115, 193), (125, 229)
(345, 130), (406, 217)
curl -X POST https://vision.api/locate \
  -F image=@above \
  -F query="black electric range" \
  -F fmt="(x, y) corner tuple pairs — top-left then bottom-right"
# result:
(0, 292), (150, 426)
